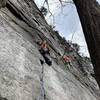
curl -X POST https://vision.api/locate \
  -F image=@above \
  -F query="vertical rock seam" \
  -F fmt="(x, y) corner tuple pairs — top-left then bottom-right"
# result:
(39, 61), (45, 100)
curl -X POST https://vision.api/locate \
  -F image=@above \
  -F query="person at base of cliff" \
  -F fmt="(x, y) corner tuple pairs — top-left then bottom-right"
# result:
(39, 40), (52, 66)
(63, 55), (72, 69)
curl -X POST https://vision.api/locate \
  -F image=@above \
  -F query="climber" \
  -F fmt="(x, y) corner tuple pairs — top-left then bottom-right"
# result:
(63, 55), (72, 68)
(39, 40), (52, 66)
(39, 40), (50, 55)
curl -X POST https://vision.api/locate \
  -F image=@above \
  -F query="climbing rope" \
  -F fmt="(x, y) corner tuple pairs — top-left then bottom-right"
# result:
(39, 59), (45, 100)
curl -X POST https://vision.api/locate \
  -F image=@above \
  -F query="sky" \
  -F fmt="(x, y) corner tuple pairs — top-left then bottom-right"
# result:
(35, 0), (100, 57)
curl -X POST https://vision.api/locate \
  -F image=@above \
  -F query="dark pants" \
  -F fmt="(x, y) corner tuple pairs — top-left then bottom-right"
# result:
(39, 48), (52, 66)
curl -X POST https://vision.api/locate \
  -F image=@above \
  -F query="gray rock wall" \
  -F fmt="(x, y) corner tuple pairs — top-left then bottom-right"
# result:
(0, 0), (99, 100)
(0, 0), (7, 8)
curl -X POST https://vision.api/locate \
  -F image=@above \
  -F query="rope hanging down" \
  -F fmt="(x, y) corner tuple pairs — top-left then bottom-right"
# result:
(39, 59), (45, 100)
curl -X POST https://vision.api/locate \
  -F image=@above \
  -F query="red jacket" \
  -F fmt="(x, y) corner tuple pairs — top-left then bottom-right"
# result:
(40, 41), (48, 49)
(63, 55), (72, 62)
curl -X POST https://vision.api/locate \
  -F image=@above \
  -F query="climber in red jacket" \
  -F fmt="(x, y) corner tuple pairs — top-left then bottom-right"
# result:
(39, 40), (52, 66)
(63, 55), (72, 66)
(39, 40), (50, 54)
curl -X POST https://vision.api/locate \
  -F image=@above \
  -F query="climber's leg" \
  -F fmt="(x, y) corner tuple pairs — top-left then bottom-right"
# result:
(39, 48), (52, 66)
(43, 54), (52, 66)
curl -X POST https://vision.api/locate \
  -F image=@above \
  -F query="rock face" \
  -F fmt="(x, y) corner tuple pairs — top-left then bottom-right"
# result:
(0, 0), (7, 8)
(0, 0), (100, 100)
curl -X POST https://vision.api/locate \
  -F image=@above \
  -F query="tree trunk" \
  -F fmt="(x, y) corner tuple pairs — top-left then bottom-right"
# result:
(73, 0), (100, 88)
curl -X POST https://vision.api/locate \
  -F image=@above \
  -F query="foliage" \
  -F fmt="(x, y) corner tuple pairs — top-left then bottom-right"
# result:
(54, 31), (68, 45)
(54, 30), (62, 41)
(61, 37), (67, 45)
(72, 43), (80, 52)
(40, 6), (48, 16)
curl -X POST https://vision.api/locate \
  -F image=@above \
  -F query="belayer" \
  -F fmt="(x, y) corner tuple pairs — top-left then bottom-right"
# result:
(38, 40), (52, 66)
